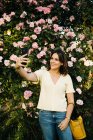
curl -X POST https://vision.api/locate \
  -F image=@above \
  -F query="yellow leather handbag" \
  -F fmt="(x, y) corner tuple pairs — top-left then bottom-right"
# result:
(70, 116), (86, 140)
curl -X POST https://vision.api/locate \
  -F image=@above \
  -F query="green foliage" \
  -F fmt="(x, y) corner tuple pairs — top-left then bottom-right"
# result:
(80, 0), (93, 26)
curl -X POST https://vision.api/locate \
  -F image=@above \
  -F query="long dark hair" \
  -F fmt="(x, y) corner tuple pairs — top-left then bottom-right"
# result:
(48, 48), (68, 75)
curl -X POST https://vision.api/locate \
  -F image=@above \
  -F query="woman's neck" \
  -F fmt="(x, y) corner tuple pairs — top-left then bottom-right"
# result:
(49, 69), (60, 75)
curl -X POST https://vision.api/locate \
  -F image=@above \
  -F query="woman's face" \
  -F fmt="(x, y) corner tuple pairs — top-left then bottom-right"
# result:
(50, 53), (63, 70)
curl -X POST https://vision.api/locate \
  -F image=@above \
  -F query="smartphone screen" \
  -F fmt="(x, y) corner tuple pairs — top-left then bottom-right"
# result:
(21, 48), (29, 55)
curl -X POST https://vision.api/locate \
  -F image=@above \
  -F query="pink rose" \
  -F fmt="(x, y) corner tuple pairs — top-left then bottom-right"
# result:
(9, 12), (15, 17)
(10, 54), (18, 62)
(32, 42), (39, 49)
(50, 44), (55, 49)
(66, 31), (76, 38)
(16, 22), (24, 30)
(4, 60), (10, 66)
(31, 34), (37, 40)
(76, 88), (82, 94)
(36, 19), (45, 25)
(62, 0), (68, 4)
(13, 42), (18, 47)
(28, 102), (34, 107)
(43, 47), (48, 52)
(29, 22), (34, 27)
(42, 60), (47, 64)
(43, 7), (51, 14)
(78, 33), (85, 41)
(60, 5), (69, 11)
(27, 0), (37, 5)
(0, 48), (3, 51)
(17, 41), (25, 48)
(84, 60), (93, 66)
(23, 36), (30, 42)
(76, 99), (83, 105)
(20, 11), (27, 18)
(76, 76), (82, 82)
(52, 16), (58, 21)
(22, 103), (26, 110)
(0, 56), (3, 62)
(0, 18), (5, 26)
(37, 51), (46, 59)
(71, 57), (76, 62)
(69, 15), (75, 22)
(3, 13), (11, 22)
(68, 61), (73, 67)
(24, 90), (33, 100)
(35, 6), (43, 12)
(34, 26), (42, 34)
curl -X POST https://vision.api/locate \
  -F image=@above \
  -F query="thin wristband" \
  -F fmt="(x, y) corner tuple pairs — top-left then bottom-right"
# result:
(65, 116), (70, 121)
(68, 103), (74, 106)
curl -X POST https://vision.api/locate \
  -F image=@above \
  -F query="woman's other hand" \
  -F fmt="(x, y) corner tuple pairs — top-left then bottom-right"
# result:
(58, 118), (70, 131)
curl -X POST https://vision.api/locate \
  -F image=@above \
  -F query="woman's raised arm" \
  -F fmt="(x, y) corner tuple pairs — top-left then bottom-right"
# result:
(15, 54), (38, 82)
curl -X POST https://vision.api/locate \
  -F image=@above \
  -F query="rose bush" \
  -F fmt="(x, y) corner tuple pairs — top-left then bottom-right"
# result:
(0, 0), (93, 139)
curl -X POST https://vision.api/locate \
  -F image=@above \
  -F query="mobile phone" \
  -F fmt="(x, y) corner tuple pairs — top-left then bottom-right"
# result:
(21, 48), (29, 55)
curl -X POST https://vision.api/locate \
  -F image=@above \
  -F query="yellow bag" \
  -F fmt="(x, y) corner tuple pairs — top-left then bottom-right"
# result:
(70, 116), (86, 140)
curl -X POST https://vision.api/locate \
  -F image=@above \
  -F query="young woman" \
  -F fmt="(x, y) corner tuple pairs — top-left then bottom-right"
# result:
(15, 48), (75, 140)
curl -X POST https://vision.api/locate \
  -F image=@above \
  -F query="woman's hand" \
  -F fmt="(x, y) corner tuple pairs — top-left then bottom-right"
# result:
(15, 54), (29, 69)
(58, 118), (70, 131)
(14, 54), (38, 81)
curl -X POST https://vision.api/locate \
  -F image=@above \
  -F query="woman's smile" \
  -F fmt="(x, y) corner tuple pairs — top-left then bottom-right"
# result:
(50, 53), (62, 70)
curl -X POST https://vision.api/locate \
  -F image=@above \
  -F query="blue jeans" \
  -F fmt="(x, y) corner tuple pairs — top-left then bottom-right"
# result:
(39, 110), (73, 140)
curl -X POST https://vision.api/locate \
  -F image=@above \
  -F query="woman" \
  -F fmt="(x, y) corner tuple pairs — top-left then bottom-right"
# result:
(15, 48), (74, 140)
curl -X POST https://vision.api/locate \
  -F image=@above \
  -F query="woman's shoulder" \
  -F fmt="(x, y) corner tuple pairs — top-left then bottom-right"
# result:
(34, 66), (47, 75)
(40, 66), (47, 71)
(62, 74), (72, 80)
